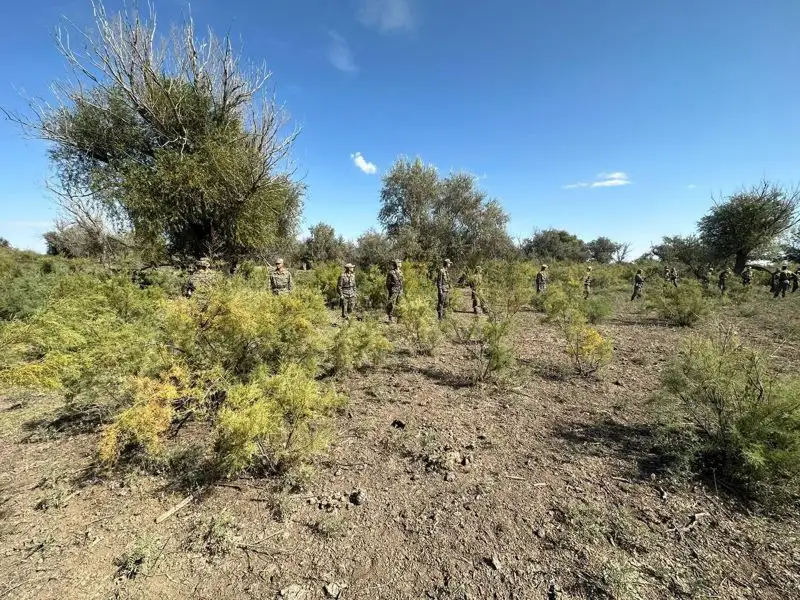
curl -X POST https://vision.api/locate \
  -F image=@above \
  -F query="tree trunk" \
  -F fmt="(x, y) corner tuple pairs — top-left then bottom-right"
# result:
(734, 252), (748, 275)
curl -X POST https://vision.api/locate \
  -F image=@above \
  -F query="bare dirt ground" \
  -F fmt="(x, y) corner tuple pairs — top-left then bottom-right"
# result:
(1, 288), (799, 600)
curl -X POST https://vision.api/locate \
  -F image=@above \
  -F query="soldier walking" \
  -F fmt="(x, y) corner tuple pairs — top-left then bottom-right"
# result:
(270, 258), (293, 295)
(741, 265), (752, 287)
(718, 267), (729, 294)
(437, 258), (452, 321)
(631, 269), (645, 301)
(385, 259), (404, 323)
(775, 265), (791, 298)
(669, 267), (679, 287)
(583, 266), (593, 299)
(793, 267), (799, 293)
(337, 263), (357, 319)
(470, 266), (488, 315)
(535, 265), (548, 294)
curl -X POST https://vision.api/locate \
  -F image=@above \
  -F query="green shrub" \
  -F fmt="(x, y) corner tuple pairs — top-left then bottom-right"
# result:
(648, 280), (711, 326)
(658, 323), (800, 505)
(451, 317), (515, 383)
(564, 322), (614, 375)
(214, 364), (344, 476)
(584, 294), (613, 324)
(300, 262), (341, 306)
(356, 265), (387, 310)
(395, 292), (442, 355)
(330, 318), (392, 374)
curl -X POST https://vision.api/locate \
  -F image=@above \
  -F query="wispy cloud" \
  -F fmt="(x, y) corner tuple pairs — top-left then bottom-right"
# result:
(351, 152), (377, 174)
(328, 31), (357, 73)
(687, 184), (697, 190)
(357, 0), (414, 32)
(563, 172), (632, 189)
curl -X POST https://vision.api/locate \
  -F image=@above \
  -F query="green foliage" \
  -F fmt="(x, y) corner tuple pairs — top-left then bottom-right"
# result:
(20, 4), (302, 262)
(185, 512), (239, 558)
(586, 236), (621, 264)
(564, 321), (614, 376)
(699, 181), (800, 272)
(651, 235), (713, 278)
(302, 223), (349, 265)
(396, 291), (442, 355)
(300, 262), (341, 306)
(330, 318), (392, 374)
(584, 294), (613, 324)
(355, 229), (394, 270)
(378, 157), (515, 264)
(214, 364), (344, 476)
(115, 537), (158, 579)
(647, 280), (711, 326)
(658, 323), (800, 505)
(451, 317), (515, 383)
(522, 229), (587, 262)
(356, 265), (388, 310)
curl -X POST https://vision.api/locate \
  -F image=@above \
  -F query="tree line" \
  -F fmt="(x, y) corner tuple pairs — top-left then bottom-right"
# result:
(4, 2), (799, 274)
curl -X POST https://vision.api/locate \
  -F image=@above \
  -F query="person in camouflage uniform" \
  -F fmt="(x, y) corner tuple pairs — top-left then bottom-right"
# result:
(792, 267), (799, 293)
(337, 263), (357, 319)
(185, 257), (219, 298)
(663, 265), (670, 281)
(470, 266), (488, 315)
(669, 267), (679, 287)
(535, 265), (548, 294)
(437, 258), (452, 321)
(583, 266), (593, 299)
(718, 267), (729, 294)
(741, 265), (752, 287)
(701, 267), (712, 289)
(270, 258), (293, 295)
(385, 259), (404, 323)
(631, 268), (645, 301)
(774, 265), (791, 298)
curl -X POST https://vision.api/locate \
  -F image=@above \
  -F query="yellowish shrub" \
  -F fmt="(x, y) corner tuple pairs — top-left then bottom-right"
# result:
(565, 324), (613, 375)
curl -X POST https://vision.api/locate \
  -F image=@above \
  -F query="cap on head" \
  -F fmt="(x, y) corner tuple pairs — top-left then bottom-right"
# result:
(637, 268), (642, 273)
(587, 266), (593, 271)
(275, 258), (284, 265)
(541, 264), (548, 270)
(345, 263), (354, 269)
(444, 259), (452, 265)
(393, 259), (401, 267)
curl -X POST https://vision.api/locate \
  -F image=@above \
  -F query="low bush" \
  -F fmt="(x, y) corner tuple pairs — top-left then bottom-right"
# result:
(564, 322), (614, 375)
(214, 364), (344, 477)
(396, 292), (442, 355)
(330, 318), (392, 374)
(584, 294), (613, 324)
(657, 323), (800, 506)
(648, 280), (711, 326)
(356, 265), (388, 310)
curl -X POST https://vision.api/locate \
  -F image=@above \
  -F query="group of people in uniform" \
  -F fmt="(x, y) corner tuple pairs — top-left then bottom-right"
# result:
(185, 256), (799, 324)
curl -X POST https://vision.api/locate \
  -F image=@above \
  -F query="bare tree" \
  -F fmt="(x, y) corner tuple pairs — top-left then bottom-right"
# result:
(613, 241), (632, 263)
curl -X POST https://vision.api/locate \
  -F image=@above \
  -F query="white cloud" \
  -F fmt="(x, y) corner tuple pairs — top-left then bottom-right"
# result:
(563, 172), (632, 189)
(358, 0), (414, 32)
(351, 152), (377, 174)
(328, 32), (357, 73)
(687, 184), (697, 190)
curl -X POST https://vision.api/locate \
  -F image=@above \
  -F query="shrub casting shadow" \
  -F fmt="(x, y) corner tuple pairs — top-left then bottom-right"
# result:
(21, 403), (111, 442)
(553, 418), (670, 480)
(410, 365), (475, 389)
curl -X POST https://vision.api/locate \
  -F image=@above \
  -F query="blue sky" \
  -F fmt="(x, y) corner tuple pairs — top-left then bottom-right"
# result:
(2, 0), (799, 256)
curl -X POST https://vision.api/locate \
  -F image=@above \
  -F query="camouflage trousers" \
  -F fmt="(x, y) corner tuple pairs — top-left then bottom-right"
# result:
(341, 294), (356, 318)
(774, 281), (790, 298)
(437, 289), (450, 320)
(631, 285), (643, 301)
(471, 290), (487, 314)
(386, 289), (402, 320)
(583, 285), (591, 299)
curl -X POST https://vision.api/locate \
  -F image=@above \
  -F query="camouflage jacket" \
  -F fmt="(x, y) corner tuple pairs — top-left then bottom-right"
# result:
(778, 270), (791, 283)
(337, 272), (357, 297)
(583, 273), (592, 287)
(186, 270), (220, 297)
(535, 271), (547, 287)
(386, 268), (404, 293)
(270, 269), (293, 294)
(437, 267), (450, 293)
(634, 274), (644, 287)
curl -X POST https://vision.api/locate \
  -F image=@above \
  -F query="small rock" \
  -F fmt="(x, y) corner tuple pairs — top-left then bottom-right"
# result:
(349, 489), (367, 506)
(486, 555), (502, 571)
(536, 529), (545, 539)
(334, 469), (342, 477)
(280, 584), (308, 600)
(323, 582), (346, 598)
(391, 419), (406, 429)
(444, 472), (456, 482)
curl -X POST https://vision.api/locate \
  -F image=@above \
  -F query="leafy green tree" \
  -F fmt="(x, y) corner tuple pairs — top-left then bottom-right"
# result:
(521, 229), (587, 262)
(302, 223), (347, 266)
(0, 238), (9, 249)
(698, 181), (800, 273)
(355, 229), (395, 269)
(378, 157), (514, 265)
(651, 235), (712, 278)
(5, 2), (302, 264)
(586, 236), (621, 264)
